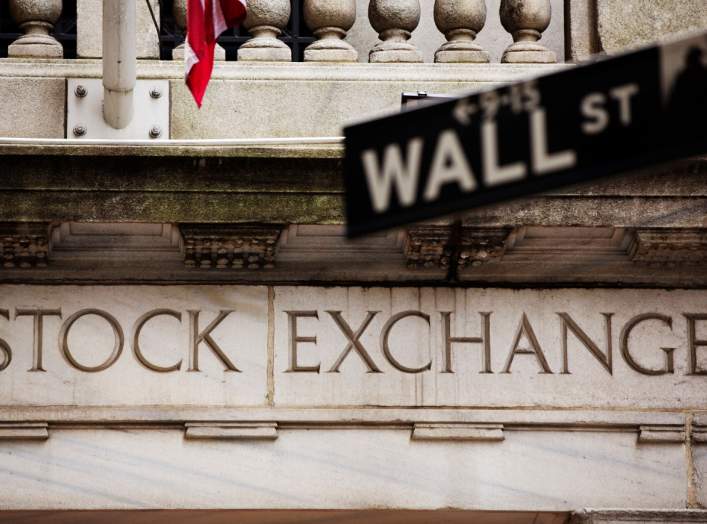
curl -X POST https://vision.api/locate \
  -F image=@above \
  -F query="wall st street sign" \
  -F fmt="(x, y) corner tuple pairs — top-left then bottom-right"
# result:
(343, 31), (707, 237)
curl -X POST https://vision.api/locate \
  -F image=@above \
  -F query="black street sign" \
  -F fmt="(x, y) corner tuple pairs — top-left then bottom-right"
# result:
(344, 30), (707, 238)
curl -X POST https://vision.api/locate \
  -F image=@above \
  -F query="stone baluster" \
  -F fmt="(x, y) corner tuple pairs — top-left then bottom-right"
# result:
(8, 0), (63, 58)
(499, 0), (555, 63)
(303, 0), (358, 62)
(433, 0), (489, 63)
(238, 0), (292, 61)
(368, 0), (422, 63)
(172, 0), (226, 60)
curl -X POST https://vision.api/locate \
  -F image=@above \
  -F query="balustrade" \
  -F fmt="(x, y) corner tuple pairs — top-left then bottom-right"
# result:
(303, 0), (357, 62)
(368, 0), (422, 63)
(434, 0), (489, 63)
(499, 0), (556, 63)
(1, 0), (562, 65)
(7, 0), (63, 58)
(238, 0), (292, 61)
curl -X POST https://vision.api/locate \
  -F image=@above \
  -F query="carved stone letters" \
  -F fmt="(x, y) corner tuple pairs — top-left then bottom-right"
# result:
(0, 300), (705, 381)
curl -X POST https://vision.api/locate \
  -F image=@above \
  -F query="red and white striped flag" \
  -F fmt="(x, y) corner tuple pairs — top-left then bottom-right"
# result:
(185, 0), (247, 107)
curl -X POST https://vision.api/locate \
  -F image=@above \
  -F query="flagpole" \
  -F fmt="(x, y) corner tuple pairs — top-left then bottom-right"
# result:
(103, 0), (137, 129)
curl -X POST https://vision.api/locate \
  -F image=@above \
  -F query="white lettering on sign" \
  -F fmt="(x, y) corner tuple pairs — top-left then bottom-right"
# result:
(530, 109), (578, 175)
(581, 93), (610, 135)
(481, 119), (527, 187)
(361, 138), (424, 213)
(581, 83), (640, 135)
(423, 130), (477, 201)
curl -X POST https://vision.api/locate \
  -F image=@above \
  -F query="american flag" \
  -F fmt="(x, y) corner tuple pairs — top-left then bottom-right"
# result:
(185, 0), (247, 107)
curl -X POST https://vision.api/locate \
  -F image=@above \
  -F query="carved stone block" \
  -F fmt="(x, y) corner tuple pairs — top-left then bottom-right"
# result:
(404, 225), (452, 269)
(457, 227), (511, 268)
(627, 228), (707, 267)
(412, 423), (504, 442)
(637, 425), (686, 444)
(0, 223), (49, 269)
(180, 224), (283, 270)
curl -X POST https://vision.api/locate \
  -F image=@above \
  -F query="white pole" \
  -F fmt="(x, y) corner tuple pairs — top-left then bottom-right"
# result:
(102, 0), (136, 129)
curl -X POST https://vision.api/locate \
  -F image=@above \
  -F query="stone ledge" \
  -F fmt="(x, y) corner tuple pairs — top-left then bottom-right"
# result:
(637, 425), (686, 444)
(0, 407), (686, 427)
(184, 422), (278, 441)
(0, 60), (569, 82)
(0, 422), (49, 440)
(411, 423), (505, 442)
(571, 509), (707, 523)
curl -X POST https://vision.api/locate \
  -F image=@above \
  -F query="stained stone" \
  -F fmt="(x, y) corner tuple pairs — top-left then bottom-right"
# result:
(500, 0), (556, 63)
(434, 0), (490, 63)
(8, 0), (63, 58)
(597, 0), (707, 54)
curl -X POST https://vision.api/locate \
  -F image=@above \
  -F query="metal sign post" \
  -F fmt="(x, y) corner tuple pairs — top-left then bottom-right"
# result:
(344, 30), (707, 238)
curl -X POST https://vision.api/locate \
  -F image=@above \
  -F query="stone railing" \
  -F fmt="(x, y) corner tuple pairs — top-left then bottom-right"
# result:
(5, 0), (559, 64)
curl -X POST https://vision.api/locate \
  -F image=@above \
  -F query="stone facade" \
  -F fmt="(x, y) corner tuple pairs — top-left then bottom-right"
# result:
(0, 1), (705, 522)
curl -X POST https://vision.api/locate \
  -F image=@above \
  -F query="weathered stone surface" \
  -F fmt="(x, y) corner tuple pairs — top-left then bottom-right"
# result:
(238, 0), (292, 62)
(0, 78), (65, 138)
(368, 0), (423, 63)
(404, 225), (453, 269)
(627, 228), (707, 266)
(0, 510), (572, 523)
(169, 62), (565, 139)
(597, 0), (707, 54)
(0, 222), (49, 269)
(0, 60), (566, 140)
(433, 0), (490, 63)
(500, 0), (556, 63)
(8, 0), (63, 58)
(273, 287), (707, 408)
(696, 418), (707, 509)
(77, 0), (160, 58)
(457, 227), (511, 268)
(180, 224), (283, 270)
(0, 286), (268, 406)
(571, 510), (707, 523)
(0, 428), (688, 510)
(564, 0), (600, 62)
(170, 75), (475, 138)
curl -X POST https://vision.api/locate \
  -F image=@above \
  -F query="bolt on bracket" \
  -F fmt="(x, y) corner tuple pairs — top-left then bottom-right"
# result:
(66, 78), (170, 140)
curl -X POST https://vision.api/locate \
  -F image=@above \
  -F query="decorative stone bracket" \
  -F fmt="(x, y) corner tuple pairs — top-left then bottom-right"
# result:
(693, 421), (707, 445)
(184, 422), (278, 440)
(637, 424), (686, 444)
(0, 422), (49, 440)
(0, 222), (50, 269)
(180, 224), (284, 270)
(457, 227), (511, 269)
(404, 225), (512, 271)
(404, 225), (453, 269)
(411, 423), (505, 442)
(627, 228), (707, 266)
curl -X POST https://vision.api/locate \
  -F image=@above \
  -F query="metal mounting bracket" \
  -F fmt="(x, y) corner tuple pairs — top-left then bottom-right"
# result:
(67, 78), (170, 140)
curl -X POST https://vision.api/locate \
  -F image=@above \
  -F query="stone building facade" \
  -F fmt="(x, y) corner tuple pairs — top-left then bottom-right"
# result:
(0, 0), (706, 522)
